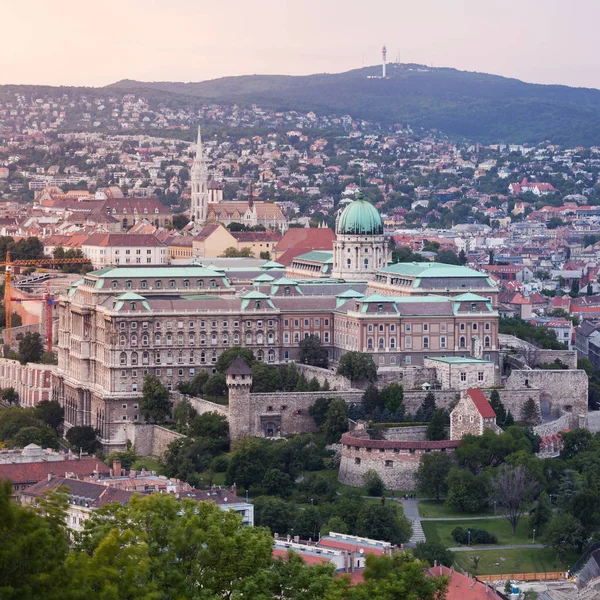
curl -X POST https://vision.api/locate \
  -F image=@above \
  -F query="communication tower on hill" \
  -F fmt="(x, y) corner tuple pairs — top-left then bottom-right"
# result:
(382, 44), (387, 78)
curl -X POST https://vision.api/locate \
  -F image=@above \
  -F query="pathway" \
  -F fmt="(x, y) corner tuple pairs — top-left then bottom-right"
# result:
(400, 498), (426, 547)
(421, 515), (503, 521)
(449, 543), (545, 552)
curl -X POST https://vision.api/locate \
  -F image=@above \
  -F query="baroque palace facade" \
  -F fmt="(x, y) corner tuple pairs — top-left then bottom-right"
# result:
(53, 195), (500, 448)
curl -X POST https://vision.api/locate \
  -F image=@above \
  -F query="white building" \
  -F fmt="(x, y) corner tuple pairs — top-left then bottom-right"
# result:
(82, 233), (167, 267)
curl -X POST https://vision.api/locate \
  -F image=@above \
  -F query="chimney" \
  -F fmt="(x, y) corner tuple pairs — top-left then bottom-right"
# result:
(231, 483), (237, 497)
(47, 472), (52, 481)
(112, 459), (121, 477)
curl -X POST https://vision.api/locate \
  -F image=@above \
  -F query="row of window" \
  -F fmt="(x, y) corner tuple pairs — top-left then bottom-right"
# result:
(113, 278), (222, 290)
(120, 332), (277, 347)
(284, 318), (330, 328)
(119, 319), (275, 330)
(363, 322), (492, 333)
(119, 348), (277, 366)
(365, 335), (493, 350)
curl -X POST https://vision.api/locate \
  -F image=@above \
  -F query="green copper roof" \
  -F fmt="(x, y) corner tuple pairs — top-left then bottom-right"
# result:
(89, 266), (229, 279)
(271, 278), (299, 286)
(240, 290), (271, 299)
(337, 193), (383, 236)
(425, 357), (493, 365)
(253, 273), (275, 282)
(380, 262), (490, 279)
(294, 250), (333, 264)
(453, 292), (490, 301)
(261, 260), (284, 270)
(115, 292), (147, 301)
(335, 289), (365, 298)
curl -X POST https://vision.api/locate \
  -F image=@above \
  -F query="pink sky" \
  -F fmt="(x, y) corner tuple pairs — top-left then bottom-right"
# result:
(2, 0), (599, 89)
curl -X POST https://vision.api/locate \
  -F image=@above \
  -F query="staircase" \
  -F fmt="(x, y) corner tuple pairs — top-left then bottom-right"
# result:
(409, 518), (426, 546)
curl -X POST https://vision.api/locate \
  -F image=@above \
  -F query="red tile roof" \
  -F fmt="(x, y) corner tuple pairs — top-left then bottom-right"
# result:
(0, 457), (110, 486)
(427, 565), (503, 600)
(274, 227), (335, 257)
(467, 388), (496, 419)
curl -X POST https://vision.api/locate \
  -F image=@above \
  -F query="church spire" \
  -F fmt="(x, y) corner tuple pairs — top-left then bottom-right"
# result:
(191, 125), (209, 222)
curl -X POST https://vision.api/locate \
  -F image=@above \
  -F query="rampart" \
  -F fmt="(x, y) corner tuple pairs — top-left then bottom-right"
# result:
(294, 364), (353, 390)
(122, 423), (186, 458)
(338, 429), (459, 490)
(0, 358), (55, 407)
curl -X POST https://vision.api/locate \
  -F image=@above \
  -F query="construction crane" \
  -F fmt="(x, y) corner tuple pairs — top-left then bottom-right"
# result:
(2, 251), (92, 349)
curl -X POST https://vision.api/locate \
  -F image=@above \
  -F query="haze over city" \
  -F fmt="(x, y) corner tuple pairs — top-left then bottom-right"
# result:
(2, 0), (600, 88)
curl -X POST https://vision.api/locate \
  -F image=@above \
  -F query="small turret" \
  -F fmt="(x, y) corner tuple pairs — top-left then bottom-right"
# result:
(226, 357), (253, 438)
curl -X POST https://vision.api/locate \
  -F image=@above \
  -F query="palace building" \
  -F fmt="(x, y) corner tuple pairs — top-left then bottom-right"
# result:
(53, 195), (500, 448)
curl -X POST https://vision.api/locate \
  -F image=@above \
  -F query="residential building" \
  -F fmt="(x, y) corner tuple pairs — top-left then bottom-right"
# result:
(82, 233), (167, 267)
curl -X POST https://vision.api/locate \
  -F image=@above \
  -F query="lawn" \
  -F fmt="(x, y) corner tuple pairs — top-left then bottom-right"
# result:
(418, 500), (494, 519)
(131, 456), (163, 473)
(453, 548), (579, 576)
(422, 517), (536, 547)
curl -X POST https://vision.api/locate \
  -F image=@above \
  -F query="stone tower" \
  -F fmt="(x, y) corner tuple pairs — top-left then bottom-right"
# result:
(190, 126), (209, 222)
(226, 356), (253, 439)
(332, 192), (388, 281)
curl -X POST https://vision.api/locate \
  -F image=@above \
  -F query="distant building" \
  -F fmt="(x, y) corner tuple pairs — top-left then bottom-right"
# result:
(450, 388), (502, 440)
(82, 233), (167, 267)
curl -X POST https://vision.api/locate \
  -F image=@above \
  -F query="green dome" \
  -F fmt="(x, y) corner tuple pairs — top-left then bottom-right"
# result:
(338, 193), (383, 235)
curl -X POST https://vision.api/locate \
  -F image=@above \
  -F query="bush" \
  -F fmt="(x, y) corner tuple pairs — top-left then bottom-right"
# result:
(210, 455), (229, 473)
(362, 469), (385, 497)
(451, 526), (497, 545)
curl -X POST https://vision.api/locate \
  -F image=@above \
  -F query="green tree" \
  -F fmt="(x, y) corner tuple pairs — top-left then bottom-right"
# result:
(261, 468), (294, 496)
(251, 363), (282, 392)
(253, 496), (298, 534)
(298, 334), (329, 368)
(140, 374), (171, 423)
(413, 541), (455, 567)
(492, 464), (538, 534)
(220, 246), (253, 257)
(203, 372), (228, 398)
(489, 389), (508, 428)
(436, 249), (461, 265)
(172, 213), (189, 229)
(544, 513), (587, 560)
(380, 383), (404, 414)
(355, 504), (412, 546)
(520, 397), (541, 425)
(18, 332), (44, 365)
(226, 437), (270, 488)
(0, 481), (69, 598)
(561, 428), (593, 460)
(569, 279), (580, 298)
(446, 468), (489, 512)
(322, 398), (348, 443)
(309, 397), (333, 428)
(189, 411), (229, 452)
(362, 384), (383, 415)
(172, 398), (198, 432)
(362, 469), (385, 497)
(65, 425), (100, 454)
(308, 376), (321, 391)
(426, 408), (448, 440)
(35, 400), (64, 433)
(337, 352), (377, 384)
(215, 346), (255, 373)
(321, 516), (349, 536)
(415, 452), (453, 501)
(1, 387), (19, 405)
(177, 370), (209, 396)
(529, 491), (552, 531)
(295, 506), (322, 540)
(283, 362), (300, 391)
(415, 391), (436, 422)
(11, 426), (59, 450)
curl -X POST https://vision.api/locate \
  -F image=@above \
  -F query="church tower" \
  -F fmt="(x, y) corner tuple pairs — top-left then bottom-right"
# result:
(190, 126), (209, 222)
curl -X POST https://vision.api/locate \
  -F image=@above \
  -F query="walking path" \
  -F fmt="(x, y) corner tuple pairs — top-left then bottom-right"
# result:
(400, 498), (426, 547)
(449, 543), (545, 552)
(421, 515), (502, 521)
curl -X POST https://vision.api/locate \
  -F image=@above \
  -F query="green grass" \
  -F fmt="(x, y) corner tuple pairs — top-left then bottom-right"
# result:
(422, 517), (536, 547)
(131, 456), (163, 473)
(418, 500), (494, 519)
(453, 548), (579, 576)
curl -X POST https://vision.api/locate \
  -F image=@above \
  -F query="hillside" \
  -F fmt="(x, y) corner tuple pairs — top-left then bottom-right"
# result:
(107, 64), (600, 146)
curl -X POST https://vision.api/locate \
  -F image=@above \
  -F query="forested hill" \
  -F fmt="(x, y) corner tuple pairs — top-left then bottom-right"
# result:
(107, 63), (600, 146)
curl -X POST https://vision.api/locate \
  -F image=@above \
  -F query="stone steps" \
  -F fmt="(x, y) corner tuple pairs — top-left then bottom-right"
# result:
(409, 519), (426, 545)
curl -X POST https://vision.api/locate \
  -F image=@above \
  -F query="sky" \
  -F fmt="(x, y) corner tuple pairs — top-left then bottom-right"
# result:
(2, 0), (600, 89)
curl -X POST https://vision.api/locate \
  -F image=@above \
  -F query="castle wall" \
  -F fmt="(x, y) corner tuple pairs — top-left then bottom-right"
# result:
(295, 364), (353, 390)
(379, 426), (428, 441)
(121, 423), (186, 458)
(184, 396), (229, 419)
(376, 366), (438, 390)
(533, 350), (578, 370)
(0, 358), (55, 407)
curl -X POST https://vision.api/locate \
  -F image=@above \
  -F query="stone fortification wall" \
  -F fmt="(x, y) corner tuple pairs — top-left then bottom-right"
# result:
(505, 370), (588, 417)
(229, 390), (364, 438)
(338, 430), (459, 491)
(402, 390), (460, 414)
(534, 414), (576, 438)
(185, 397), (229, 419)
(122, 424), (186, 458)
(586, 411), (600, 433)
(375, 366), (438, 390)
(295, 363), (353, 390)
(533, 350), (578, 370)
(379, 426), (428, 442)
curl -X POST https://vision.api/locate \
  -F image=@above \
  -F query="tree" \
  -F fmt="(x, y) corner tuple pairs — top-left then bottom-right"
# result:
(362, 469), (385, 497)
(413, 541), (455, 567)
(140, 375), (171, 423)
(177, 370), (209, 396)
(362, 384), (383, 415)
(261, 468), (294, 496)
(172, 398), (198, 432)
(35, 400), (64, 433)
(253, 496), (298, 534)
(1, 387), (19, 405)
(10, 426), (59, 450)
(0, 481), (69, 598)
(220, 246), (253, 257)
(570, 279), (580, 298)
(298, 334), (329, 368)
(436, 249), (461, 265)
(544, 513), (587, 560)
(415, 452), (453, 501)
(337, 352), (377, 384)
(380, 383), (404, 414)
(530, 491), (553, 531)
(203, 372), (228, 398)
(415, 391), (436, 422)
(458, 249), (467, 265)
(18, 332), (44, 365)
(283, 362), (299, 391)
(322, 398), (348, 443)
(489, 389), (508, 428)
(520, 397), (541, 425)
(215, 346), (255, 373)
(309, 397), (333, 428)
(189, 411), (229, 452)
(295, 506), (322, 541)
(426, 408), (447, 440)
(66, 425), (101, 454)
(251, 363), (282, 393)
(355, 504), (412, 546)
(547, 216), (564, 230)
(492, 464), (538, 534)
(321, 516), (349, 536)
(560, 428), (593, 460)
(226, 438), (270, 488)
(172, 213), (189, 229)
(446, 468), (489, 512)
